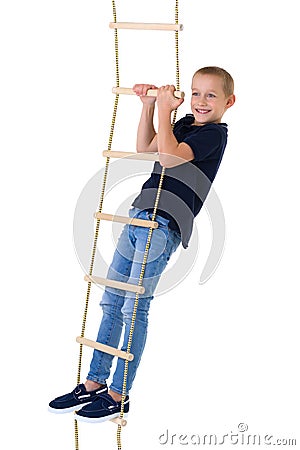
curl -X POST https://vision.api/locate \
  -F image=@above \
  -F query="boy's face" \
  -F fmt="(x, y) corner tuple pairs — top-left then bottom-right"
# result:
(191, 73), (235, 125)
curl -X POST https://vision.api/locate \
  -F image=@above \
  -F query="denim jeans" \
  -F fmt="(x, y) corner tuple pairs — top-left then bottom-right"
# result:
(87, 207), (181, 394)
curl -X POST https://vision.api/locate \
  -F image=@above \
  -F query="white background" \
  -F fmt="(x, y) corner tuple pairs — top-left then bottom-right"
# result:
(1, 0), (299, 449)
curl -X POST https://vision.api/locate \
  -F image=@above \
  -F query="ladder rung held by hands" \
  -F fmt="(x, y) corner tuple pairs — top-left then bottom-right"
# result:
(109, 22), (183, 31)
(76, 336), (134, 362)
(103, 150), (160, 161)
(94, 212), (158, 229)
(84, 274), (145, 294)
(112, 87), (185, 99)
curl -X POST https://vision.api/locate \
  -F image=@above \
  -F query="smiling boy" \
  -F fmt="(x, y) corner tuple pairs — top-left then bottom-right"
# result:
(191, 67), (235, 125)
(49, 67), (235, 422)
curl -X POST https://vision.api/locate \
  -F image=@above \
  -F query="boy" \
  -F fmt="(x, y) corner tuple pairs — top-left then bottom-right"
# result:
(49, 66), (235, 422)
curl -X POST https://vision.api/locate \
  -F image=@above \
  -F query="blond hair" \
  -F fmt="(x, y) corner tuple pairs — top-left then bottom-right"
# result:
(193, 66), (234, 97)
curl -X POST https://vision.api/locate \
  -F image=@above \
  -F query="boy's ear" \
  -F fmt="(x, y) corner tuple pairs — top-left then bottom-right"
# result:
(226, 94), (235, 110)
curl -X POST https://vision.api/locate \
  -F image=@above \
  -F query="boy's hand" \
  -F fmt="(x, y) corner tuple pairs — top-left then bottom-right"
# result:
(133, 84), (158, 104)
(157, 85), (184, 113)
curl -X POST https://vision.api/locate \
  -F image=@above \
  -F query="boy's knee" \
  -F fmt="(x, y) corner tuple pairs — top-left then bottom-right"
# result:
(101, 293), (124, 321)
(121, 298), (151, 324)
(101, 303), (123, 321)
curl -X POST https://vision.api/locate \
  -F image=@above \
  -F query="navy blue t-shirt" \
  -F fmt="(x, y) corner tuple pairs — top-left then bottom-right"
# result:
(132, 114), (228, 248)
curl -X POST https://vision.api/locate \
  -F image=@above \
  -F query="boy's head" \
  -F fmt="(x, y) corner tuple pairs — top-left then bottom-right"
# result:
(191, 66), (235, 125)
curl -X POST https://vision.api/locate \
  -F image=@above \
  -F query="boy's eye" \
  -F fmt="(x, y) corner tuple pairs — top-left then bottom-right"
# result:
(192, 92), (200, 96)
(207, 93), (216, 98)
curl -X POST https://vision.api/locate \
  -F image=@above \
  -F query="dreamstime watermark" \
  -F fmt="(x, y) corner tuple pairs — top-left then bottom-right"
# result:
(158, 423), (297, 446)
(73, 156), (226, 295)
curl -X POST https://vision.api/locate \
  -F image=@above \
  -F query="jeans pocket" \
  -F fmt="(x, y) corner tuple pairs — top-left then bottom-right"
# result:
(129, 207), (141, 219)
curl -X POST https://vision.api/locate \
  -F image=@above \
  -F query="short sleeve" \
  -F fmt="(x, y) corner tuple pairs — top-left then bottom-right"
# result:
(183, 124), (226, 162)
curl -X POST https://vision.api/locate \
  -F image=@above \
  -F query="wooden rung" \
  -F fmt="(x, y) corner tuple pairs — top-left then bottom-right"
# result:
(84, 274), (145, 294)
(94, 212), (158, 229)
(110, 417), (127, 427)
(109, 22), (183, 31)
(76, 336), (134, 362)
(103, 150), (160, 161)
(112, 87), (185, 99)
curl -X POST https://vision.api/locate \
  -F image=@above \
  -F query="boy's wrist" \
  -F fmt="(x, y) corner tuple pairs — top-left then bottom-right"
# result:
(158, 108), (172, 122)
(142, 103), (155, 113)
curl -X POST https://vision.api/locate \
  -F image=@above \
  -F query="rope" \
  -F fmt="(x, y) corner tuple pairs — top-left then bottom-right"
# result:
(74, 1), (120, 448)
(74, 1), (181, 449)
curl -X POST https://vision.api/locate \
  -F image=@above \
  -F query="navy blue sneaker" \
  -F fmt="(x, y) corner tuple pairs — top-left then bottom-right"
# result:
(48, 383), (108, 414)
(75, 392), (129, 423)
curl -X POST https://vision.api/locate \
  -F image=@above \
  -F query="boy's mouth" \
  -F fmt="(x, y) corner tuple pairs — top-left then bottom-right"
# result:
(195, 108), (211, 115)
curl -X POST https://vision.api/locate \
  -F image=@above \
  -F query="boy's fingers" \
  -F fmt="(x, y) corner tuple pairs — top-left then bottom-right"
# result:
(133, 84), (145, 95)
(133, 84), (158, 96)
(157, 85), (177, 98)
(144, 85), (158, 96)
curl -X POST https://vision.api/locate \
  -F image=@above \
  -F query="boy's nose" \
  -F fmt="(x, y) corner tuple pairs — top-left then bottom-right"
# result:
(196, 95), (206, 105)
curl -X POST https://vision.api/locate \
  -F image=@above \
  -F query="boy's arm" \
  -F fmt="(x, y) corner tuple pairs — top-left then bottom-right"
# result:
(136, 103), (158, 153)
(133, 84), (158, 153)
(157, 85), (194, 168)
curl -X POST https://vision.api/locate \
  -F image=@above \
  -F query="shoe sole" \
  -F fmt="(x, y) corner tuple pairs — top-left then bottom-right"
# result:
(74, 412), (129, 424)
(48, 401), (93, 414)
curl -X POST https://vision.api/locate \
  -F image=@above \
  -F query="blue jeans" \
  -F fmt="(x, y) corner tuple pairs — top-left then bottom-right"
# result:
(87, 207), (181, 394)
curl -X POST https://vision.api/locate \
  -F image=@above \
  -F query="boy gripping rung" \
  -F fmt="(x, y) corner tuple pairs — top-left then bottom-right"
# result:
(112, 87), (185, 99)
(109, 22), (183, 31)
(84, 274), (145, 295)
(94, 212), (158, 229)
(103, 150), (160, 161)
(76, 336), (134, 362)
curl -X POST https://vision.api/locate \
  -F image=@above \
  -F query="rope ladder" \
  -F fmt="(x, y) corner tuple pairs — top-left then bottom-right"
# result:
(74, 1), (182, 449)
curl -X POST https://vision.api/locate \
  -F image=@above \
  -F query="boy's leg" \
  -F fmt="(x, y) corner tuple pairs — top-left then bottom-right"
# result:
(74, 211), (181, 421)
(109, 212), (181, 396)
(87, 220), (136, 385)
(48, 212), (138, 413)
